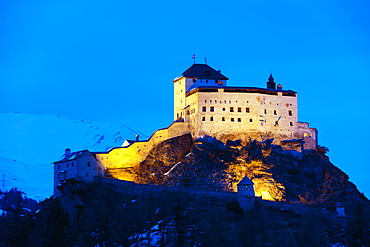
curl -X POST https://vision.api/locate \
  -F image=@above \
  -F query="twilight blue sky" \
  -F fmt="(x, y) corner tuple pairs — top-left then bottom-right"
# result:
(1, 1), (369, 196)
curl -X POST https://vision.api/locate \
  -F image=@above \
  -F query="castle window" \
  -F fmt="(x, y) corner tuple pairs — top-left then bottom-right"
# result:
(274, 110), (277, 115)
(205, 100), (207, 103)
(222, 107), (226, 111)
(237, 118), (241, 122)
(231, 118), (235, 122)
(246, 107), (250, 113)
(210, 100), (212, 103)
(202, 117), (206, 121)
(290, 122), (294, 126)
(264, 109), (267, 114)
(224, 100), (227, 103)
(215, 100), (217, 103)
(230, 107), (234, 112)
(289, 110), (293, 116)
(87, 162), (91, 167)
(246, 101), (249, 103)
(222, 117), (225, 121)
(72, 162), (74, 167)
(229, 101), (231, 104)
(202, 106), (206, 112)
(250, 119), (253, 122)
(210, 116), (214, 121)
(66, 163), (69, 168)
(206, 79), (208, 83)
(193, 79), (196, 82)
(58, 165), (60, 169)
(86, 173), (89, 177)
(210, 106), (214, 112)
(238, 107), (242, 112)
(187, 110), (190, 115)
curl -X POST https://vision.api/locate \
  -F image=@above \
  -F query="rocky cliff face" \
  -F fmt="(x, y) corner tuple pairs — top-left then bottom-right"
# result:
(24, 134), (369, 246)
(133, 134), (368, 215)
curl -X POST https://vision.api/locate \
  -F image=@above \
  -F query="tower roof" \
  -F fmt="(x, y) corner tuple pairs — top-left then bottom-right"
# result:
(268, 73), (275, 82)
(238, 176), (254, 185)
(177, 64), (228, 80)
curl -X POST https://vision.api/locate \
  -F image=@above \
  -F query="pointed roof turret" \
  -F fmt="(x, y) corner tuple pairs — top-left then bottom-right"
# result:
(268, 73), (274, 82)
(267, 73), (276, 90)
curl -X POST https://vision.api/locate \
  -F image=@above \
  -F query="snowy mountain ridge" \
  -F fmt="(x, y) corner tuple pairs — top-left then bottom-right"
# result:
(0, 112), (144, 200)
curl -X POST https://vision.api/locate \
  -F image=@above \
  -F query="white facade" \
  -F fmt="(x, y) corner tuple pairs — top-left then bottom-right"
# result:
(173, 64), (317, 149)
(53, 149), (102, 196)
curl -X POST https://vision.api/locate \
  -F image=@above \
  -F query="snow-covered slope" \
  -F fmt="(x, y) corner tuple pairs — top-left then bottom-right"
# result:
(0, 113), (145, 200)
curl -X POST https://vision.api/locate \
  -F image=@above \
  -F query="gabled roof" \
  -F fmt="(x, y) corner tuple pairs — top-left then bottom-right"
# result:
(238, 176), (254, 185)
(54, 150), (91, 164)
(175, 64), (228, 81)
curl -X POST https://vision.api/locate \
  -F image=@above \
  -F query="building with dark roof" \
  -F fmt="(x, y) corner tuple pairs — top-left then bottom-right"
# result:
(173, 63), (317, 150)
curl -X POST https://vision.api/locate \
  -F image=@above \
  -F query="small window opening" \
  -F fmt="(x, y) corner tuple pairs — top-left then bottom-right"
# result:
(237, 118), (241, 122)
(249, 119), (253, 122)
(264, 109), (267, 114)
(210, 116), (214, 121)
(202, 116), (206, 121)
(202, 106), (206, 112)
(230, 107), (234, 112)
(222, 117), (225, 121)
(210, 106), (214, 112)
(274, 110), (277, 115)
(231, 118), (235, 122)
(246, 107), (250, 113)
(289, 110), (293, 116)
(238, 107), (242, 112)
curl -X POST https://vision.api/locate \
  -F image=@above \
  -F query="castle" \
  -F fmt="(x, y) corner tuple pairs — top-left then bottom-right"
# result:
(53, 63), (317, 196)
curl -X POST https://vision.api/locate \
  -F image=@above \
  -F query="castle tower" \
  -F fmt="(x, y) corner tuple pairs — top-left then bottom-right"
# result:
(238, 176), (255, 197)
(173, 64), (228, 121)
(267, 73), (276, 90)
(237, 176), (255, 209)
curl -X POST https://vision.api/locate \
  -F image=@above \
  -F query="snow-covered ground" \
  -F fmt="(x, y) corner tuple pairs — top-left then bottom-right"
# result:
(0, 112), (145, 200)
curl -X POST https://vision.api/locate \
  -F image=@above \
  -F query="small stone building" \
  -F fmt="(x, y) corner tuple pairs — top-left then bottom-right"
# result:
(53, 149), (102, 196)
(237, 176), (255, 209)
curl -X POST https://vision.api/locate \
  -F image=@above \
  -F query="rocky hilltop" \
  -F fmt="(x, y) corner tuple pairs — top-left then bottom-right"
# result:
(122, 134), (367, 215)
(3, 134), (368, 246)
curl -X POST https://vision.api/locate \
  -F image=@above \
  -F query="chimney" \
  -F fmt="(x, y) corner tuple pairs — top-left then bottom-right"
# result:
(136, 135), (140, 141)
(65, 148), (71, 158)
